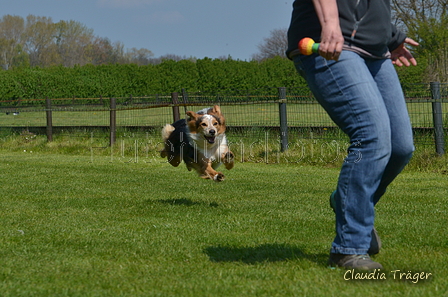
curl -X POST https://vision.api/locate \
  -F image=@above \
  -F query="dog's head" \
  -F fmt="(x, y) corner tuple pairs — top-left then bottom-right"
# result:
(186, 105), (226, 144)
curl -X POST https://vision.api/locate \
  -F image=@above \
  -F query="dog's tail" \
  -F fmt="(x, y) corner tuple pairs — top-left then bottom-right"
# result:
(160, 124), (175, 158)
(161, 124), (175, 141)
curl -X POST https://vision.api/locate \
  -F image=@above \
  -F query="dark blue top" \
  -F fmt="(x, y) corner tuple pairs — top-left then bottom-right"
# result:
(286, 0), (407, 58)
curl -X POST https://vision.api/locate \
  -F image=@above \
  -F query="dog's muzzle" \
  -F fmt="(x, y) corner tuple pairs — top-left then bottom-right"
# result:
(204, 130), (216, 143)
(204, 135), (216, 144)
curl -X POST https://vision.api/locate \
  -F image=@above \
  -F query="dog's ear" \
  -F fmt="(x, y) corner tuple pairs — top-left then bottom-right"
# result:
(186, 111), (198, 121)
(209, 105), (226, 127)
(211, 105), (222, 116)
(186, 111), (200, 132)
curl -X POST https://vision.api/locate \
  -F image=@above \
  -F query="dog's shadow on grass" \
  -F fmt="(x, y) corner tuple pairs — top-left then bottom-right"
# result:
(156, 198), (219, 208)
(204, 243), (328, 266)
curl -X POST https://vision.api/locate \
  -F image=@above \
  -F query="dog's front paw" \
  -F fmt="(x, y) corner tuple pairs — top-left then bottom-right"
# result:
(223, 151), (234, 161)
(223, 151), (234, 170)
(213, 173), (225, 182)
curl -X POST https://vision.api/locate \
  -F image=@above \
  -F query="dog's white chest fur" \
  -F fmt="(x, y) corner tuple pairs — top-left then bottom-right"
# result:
(187, 131), (228, 162)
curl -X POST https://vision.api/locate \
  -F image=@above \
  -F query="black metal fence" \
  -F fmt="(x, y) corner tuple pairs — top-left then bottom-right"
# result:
(0, 84), (447, 154)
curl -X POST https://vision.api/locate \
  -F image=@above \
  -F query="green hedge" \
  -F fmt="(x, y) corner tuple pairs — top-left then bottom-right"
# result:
(0, 56), (425, 101)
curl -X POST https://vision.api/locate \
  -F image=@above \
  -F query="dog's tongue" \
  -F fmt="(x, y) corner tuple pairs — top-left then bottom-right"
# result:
(205, 136), (215, 143)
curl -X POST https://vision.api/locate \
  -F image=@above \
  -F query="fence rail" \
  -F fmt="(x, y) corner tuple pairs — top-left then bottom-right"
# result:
(1, 85), (447, 154)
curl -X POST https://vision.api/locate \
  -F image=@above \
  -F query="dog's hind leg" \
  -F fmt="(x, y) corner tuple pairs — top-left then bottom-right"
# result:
(160, 138), (181, 166)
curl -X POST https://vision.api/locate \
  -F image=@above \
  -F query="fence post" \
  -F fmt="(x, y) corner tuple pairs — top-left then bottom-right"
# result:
(182, 88), (189, 115)
(430, 82), (445, 155)
(278, 87), (288, 152)
(110, 97), (116, 146)
(171, 92), (180, 122)
(45, 97), (53, 142)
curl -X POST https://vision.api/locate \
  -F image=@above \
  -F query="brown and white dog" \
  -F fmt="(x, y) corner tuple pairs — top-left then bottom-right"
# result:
(160, 105), (234, 181)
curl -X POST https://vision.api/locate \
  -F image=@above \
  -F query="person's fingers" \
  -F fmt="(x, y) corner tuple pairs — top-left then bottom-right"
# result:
(404, 37), (419, 47)
(319, 42), (342, 61)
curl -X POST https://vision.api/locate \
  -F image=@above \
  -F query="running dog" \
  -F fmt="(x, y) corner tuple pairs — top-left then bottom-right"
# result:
(160, 105), (234, 181)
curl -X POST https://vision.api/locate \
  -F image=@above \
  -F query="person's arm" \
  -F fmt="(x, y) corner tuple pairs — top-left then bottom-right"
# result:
(312, 0), (344, 60)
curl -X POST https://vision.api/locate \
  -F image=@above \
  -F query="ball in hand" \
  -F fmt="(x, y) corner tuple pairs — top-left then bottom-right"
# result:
(298, 38), (317, 55)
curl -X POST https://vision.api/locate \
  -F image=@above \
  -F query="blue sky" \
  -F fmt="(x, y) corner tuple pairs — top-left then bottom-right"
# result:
(4, 0), (293, 60)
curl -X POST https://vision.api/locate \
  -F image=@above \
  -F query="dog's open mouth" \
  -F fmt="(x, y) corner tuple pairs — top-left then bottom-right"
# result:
(204, 136), (216, 144)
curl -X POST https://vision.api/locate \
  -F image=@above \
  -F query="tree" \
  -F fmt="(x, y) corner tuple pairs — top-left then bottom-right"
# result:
(23, 15), (59, 67)
(83, 37), (124, 65)
(55, 20), (95, 67)
(0, 14), (157, 68)
(124, 47), (154, 65)
(392, 0), (448, 82)
(87, 37), (114, 65)
(252, 28), (288, 61)
(0, 15), (25, 69)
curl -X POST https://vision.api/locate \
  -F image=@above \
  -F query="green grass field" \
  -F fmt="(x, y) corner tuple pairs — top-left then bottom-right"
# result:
(1, 149), (447, 296)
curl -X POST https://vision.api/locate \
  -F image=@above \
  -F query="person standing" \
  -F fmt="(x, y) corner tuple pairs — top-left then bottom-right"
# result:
(286, 0), (418, 270)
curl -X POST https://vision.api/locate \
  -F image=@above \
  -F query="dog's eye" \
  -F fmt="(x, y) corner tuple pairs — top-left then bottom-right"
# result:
(201, 123), (207, 127)
(213, 122), (218, 126)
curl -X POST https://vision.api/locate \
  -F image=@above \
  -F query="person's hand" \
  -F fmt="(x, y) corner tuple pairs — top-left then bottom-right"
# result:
(318, 28), (344, 61)
(391, 38), (419, 67)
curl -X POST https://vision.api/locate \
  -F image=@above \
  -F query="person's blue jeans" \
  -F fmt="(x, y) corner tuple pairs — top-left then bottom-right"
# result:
(294, 51), (414, 255)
